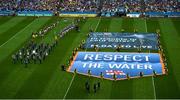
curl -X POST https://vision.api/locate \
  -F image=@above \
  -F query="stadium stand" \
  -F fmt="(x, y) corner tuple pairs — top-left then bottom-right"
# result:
(17, 0), (59, 11)
(0, 0), (17, 11)
(59, 0), (98, 12)
(0, 0), (179, 17)
(0, 0), (16, 15)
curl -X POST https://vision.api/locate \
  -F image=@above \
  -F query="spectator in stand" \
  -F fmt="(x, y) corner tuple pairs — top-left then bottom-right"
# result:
(17, 0), (59, 11)
(100, 0), (180, 14)
(0, 0), (17, 11)
(144, 0), (180, 12)
(0, 0), (179, 14)
(58, 0), (98, 12)
(101, 0), (125, 13)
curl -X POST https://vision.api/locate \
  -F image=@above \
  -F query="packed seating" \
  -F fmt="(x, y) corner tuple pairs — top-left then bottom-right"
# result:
(144, 0), (180, 12)
(17, 0), (59, 11)
(101, 0), (125, 16)
(125, 0), (142, 13)
(0, 0), (17, 11)
(59, 0), (98, 12)
(101, 0), (180, 17)
(101, 0), (179, 13)
(0, 0), (179, 16)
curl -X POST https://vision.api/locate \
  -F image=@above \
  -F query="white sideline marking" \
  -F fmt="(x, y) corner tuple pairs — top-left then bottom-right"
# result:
(63, 18), (101, 99)
(0, 19), (36, 48)
(63, 74), (75, 100)
(94, 17), (101, 32)
(145, 18), (156, 99)
(145, 18), (148, 32)
(152, 76), (157, 99)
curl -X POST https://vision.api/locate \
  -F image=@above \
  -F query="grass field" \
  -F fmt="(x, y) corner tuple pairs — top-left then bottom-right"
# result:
(0, 16), (179, 99)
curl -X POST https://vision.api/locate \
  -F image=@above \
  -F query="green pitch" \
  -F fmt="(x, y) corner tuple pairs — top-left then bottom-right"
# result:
(0, 16), (179, 99)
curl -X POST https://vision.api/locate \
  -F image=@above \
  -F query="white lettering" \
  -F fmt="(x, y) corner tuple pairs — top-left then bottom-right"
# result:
(104, 54), (113, 61)
(133, 55), (142, 61)
(108, 63), (153, 69)
(145, 56), (149, 61)
(84, 54), (93, 60)
(95, 54), (103, 60)
(124, 55), (131, 61)
(121, 64), (130, 69)
(114, 55), (123, 61)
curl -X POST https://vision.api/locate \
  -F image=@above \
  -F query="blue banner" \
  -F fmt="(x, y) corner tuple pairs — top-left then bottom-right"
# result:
(145, 12), (180, 17)
(84, 32), (159, 50)
(68, 52), (165, 80)
(17, 11), (53, 16)
(0, 11), (14, 16)
(59, 12), (97, 17)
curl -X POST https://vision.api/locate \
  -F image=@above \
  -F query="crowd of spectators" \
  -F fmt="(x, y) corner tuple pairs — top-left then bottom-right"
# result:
(0, 0), (179, 13)
(17, 0), (59, 11)
(144, 0), (180, 12)
(101, 0), (125, 13)
(125, 0), (142, 13)
(0, 0), (17, 11)
(59, 0), (98, 12)
(101, 0), (180, 13)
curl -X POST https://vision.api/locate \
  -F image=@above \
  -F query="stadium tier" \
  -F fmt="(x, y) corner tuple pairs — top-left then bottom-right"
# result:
(0, 0), (179, 17)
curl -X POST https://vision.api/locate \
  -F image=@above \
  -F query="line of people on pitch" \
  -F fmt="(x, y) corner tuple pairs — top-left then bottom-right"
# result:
(11, 20), (81, 67)
(32, 20), (60, 38)
(61, 43), (85, 71)
(58, 24), (76, 38)
(11, 40), (58, 67)
(85, 81), (101, 93)
(156, 30), (168, 75)
(58, 22), (80, 38)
